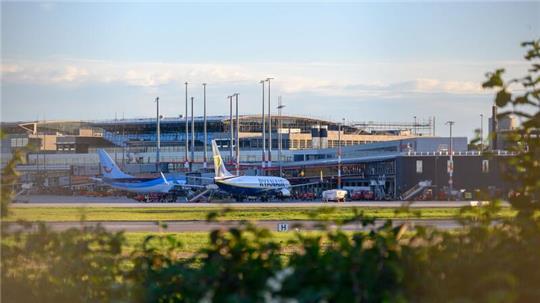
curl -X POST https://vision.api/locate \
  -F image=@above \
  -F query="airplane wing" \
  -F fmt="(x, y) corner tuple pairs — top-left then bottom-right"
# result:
(185, 175), (215, 181)
(258, 181), (321, 193)
(90, 177), (103, 182)
(288, 181), (321, 188)
(178, 184), (207, 189)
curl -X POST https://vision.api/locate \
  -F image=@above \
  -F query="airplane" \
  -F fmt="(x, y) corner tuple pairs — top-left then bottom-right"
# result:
(96, 149), (201, 201)
(211, 140), (317, 201)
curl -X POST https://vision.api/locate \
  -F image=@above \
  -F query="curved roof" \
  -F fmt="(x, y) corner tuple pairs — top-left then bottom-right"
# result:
(2, 115), (356, 134)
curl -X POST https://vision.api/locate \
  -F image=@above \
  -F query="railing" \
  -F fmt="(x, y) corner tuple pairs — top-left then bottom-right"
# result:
(16, 164), (71, 171)
(403, 150), (516, 157)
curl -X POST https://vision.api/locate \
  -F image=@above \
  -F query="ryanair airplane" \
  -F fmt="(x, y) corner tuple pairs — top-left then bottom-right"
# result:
(211, 140), (313, 201)
(96, 149), (197, 195)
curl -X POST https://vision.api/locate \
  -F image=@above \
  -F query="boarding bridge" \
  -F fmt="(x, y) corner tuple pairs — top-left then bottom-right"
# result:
(400, 180), (432, 201)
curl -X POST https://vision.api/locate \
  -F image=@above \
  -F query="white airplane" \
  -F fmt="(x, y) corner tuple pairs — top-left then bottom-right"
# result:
(96, 149), (200, 196)
(211, 140), (316, 201)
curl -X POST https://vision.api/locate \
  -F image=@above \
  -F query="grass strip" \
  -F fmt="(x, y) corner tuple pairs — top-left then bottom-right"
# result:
(3, 206), (516, 222)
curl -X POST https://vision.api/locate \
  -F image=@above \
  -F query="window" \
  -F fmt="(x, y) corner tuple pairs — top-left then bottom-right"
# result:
(416, 160), (423, 173)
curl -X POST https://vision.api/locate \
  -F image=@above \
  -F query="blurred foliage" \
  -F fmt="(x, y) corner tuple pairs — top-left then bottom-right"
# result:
(1, 41), (540, 302)
(482, 40), (540, 219)
(1, 223), (127, 302)
(1, 130), (26, 218)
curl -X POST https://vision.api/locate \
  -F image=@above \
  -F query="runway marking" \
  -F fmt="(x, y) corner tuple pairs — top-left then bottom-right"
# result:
(4, 219), (465, 232)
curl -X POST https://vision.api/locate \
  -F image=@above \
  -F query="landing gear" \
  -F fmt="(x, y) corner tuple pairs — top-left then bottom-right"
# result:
(166, 193), (177, 202)
(136, 193), (178, 203)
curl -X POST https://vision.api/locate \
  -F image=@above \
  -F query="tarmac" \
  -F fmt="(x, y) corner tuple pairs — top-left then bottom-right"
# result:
(4, 195), (500, 232)
(11, 195), (494, 208)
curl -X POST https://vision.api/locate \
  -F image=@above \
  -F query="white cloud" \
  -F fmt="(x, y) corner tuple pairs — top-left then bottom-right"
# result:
(278, 78), (485, 97)
(1, 60), (254, 87)
(51, 66), (89, 83)
(1, 58), (515, 97)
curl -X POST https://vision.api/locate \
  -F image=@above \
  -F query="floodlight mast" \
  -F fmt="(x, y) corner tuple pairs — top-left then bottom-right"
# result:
(155, 97), (160, 172)
(191, 96), (195, 171)
(203, 83), (208, 168)
(338, 118), (345, 189)
(234, 93), (240, 175)
(228, 95), (234, 163)
(260, 80), (266, 172)
(480, 113), (484, 153)
(277, 98), (285, 177)
(446, 120), (455, 199)
(266, 77), (274, 168)
(184, 82), (189, 167)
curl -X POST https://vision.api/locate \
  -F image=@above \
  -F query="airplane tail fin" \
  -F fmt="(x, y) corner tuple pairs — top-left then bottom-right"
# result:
(211, 140), (233, 179)
(98, 149), (133, 179)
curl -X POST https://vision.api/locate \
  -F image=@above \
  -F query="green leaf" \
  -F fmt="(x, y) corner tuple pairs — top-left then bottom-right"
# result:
(482, 69), (505, 88)
(495, 90), (512, 107)
(514, 95), (529, 105)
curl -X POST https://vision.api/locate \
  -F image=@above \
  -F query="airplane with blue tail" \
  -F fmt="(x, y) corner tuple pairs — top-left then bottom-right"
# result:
(96, 149), (200, 195)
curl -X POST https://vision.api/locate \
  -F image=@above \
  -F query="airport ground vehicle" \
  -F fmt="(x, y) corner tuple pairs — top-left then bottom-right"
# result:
(293, 192), (317, 200)
(322, 189), (348, 202)
(350, 190), (375, 201)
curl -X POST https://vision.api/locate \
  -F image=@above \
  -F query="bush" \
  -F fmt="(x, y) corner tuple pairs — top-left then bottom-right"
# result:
(1, 223), (126, 302)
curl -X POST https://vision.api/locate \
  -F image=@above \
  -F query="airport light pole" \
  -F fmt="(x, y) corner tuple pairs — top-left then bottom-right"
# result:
(155, 97), (161, 172)
(234, 93), (240, 175)
(433, 116), (436, 136)
(260, 80), (266, 171)
(191, 96), (195, 171)
(228, 95), (234, 164)
(480, 113), (484, 153)
(203, 83), (208, 169)
(338, 118), (344, 189)
(446, 121), (455, 199)
(413, 116), (417, 135)
(184, 82), (189, 167)
(266, 77), (274, 168)
(277, 97), (285, 177)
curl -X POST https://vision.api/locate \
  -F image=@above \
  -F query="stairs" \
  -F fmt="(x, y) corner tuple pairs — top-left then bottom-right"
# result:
(400, 180), (432, 201)
(188, 184), (219, 202)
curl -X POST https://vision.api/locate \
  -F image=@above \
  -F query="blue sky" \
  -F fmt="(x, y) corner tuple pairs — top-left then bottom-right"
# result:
(2, 2), (539, 137)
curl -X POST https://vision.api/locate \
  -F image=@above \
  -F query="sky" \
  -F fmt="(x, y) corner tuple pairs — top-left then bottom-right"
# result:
(1, 1), (539, 138)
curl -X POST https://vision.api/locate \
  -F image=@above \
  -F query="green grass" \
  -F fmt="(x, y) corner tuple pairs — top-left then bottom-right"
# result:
(3, 206), (517, 222)
(122, 231), (309, 254)
(123, 232), (211, 254)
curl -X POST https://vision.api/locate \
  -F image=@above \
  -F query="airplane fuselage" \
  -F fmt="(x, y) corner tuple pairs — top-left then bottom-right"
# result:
(103, 177), (185, 194)
(215, 176), (291, 197)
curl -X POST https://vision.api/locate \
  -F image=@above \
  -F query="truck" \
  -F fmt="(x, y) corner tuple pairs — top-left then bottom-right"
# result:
(321, 189), (348, 202)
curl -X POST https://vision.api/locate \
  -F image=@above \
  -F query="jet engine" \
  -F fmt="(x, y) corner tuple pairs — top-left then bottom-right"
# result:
(279, 188), (291, 197)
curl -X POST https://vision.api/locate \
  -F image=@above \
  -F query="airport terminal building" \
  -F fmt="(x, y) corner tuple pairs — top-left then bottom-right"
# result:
(1, 114), (513, 199)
